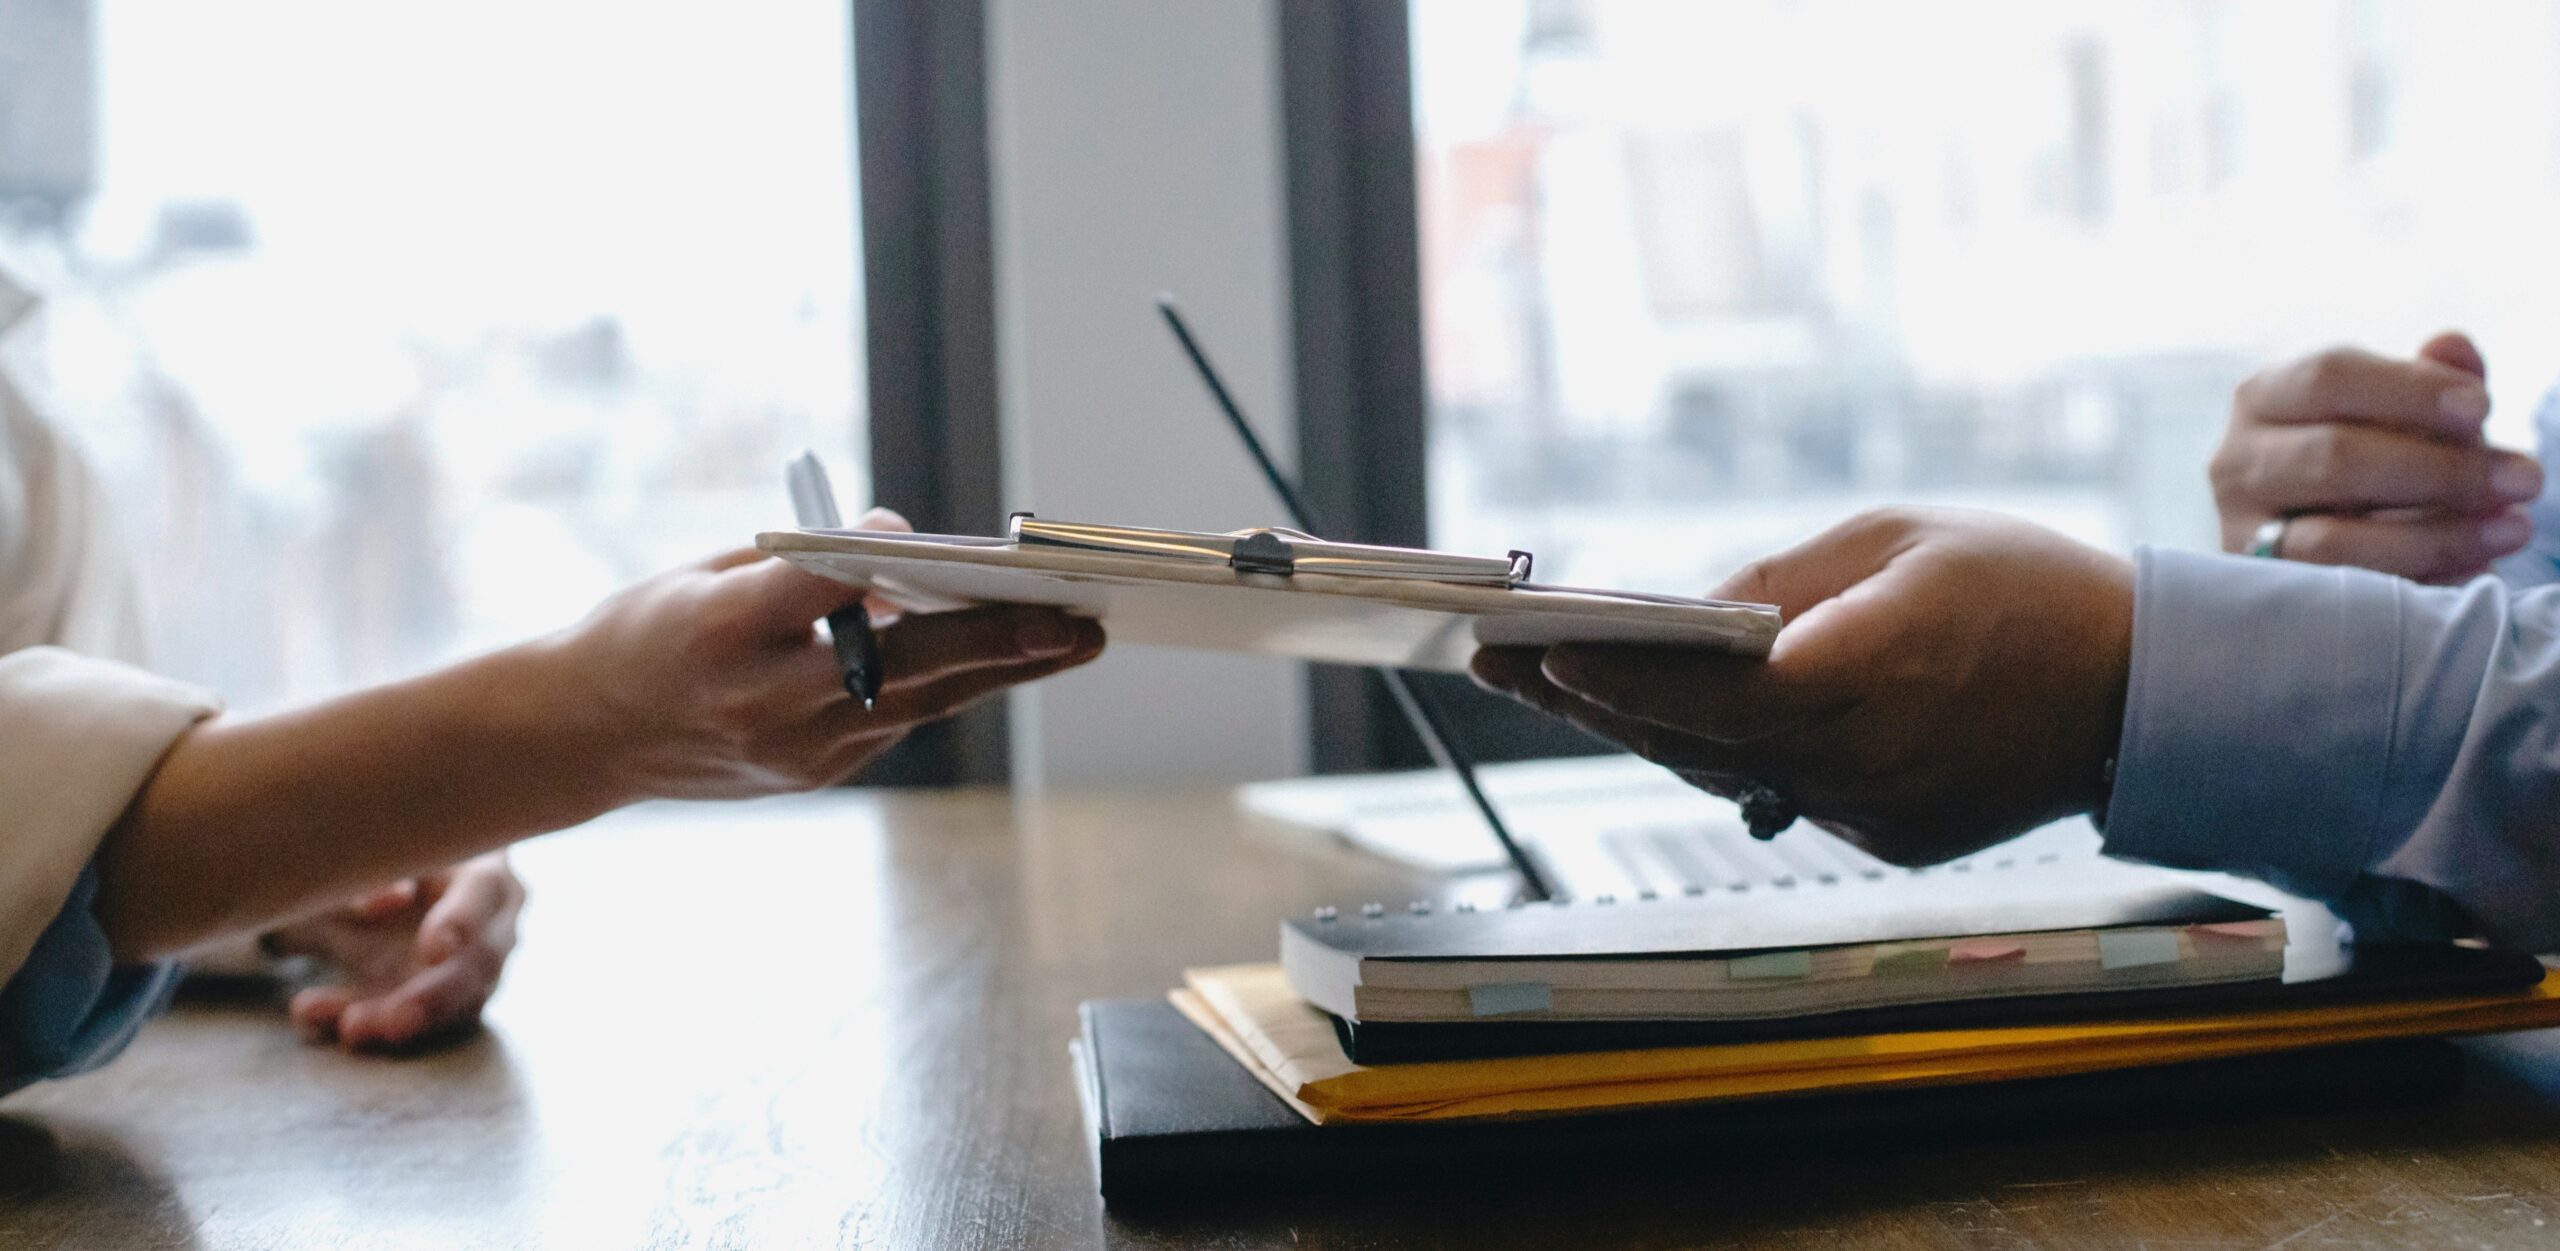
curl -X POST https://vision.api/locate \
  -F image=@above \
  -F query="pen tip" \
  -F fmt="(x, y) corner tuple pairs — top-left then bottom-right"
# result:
(862, 696), (876, 712)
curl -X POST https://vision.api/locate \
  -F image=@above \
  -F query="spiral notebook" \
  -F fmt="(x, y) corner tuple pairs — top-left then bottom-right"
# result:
(1281, 852), (2288, 1028)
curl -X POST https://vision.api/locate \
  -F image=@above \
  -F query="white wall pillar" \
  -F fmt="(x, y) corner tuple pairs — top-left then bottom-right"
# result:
(984, 0), (1310, 787)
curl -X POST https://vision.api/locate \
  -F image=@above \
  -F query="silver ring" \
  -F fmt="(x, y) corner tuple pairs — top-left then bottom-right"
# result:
(2246, 517), (2291, 560)
(1735, 781), (1798, 841)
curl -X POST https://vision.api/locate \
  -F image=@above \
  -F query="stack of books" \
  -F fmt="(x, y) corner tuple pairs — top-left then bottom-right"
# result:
(1073, 839), (2559, 1200)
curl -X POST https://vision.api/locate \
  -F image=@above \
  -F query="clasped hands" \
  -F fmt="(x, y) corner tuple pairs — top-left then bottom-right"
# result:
(1477, 332), (2541, 868)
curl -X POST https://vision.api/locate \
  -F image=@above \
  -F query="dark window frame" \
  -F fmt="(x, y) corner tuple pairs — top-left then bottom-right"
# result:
(1279, 0), (1610, 772)
(850, 0), (1010, 785)
(854, 0), (1598, 780)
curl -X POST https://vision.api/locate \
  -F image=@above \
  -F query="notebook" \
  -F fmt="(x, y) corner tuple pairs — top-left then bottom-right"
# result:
(1333, 941), (2550, 1062)
(1281, 853), (2287, 1026)
(757, 525), (1780, 672)
(1185, 961), (2560, 1124)
(1071, 998), (2466, 1201)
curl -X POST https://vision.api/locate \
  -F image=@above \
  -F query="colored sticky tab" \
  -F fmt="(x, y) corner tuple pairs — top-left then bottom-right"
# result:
(1946, 941), (2027, 965)
(2098, 929), (2184, 969)
(1467, 982), (1553, 1017)
(1730, 951), (1815, 980)
(1869, 947), (1949, 977)
(2190, 920), (2284, 942)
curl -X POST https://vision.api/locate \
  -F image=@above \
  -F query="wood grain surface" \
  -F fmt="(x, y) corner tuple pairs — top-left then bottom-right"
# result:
(8, 787), (2560, 1249)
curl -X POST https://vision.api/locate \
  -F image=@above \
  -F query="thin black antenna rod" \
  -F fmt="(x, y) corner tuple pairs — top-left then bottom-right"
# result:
(1155, 293), (1557, 902)
(1158, 300), (1321, 531)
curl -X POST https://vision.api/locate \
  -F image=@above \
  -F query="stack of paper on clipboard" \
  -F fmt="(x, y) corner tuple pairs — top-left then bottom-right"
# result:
(757, 515), (1782, 671)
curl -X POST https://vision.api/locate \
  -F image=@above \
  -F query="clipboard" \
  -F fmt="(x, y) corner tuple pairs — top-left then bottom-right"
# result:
(756, 515), (1781, 673)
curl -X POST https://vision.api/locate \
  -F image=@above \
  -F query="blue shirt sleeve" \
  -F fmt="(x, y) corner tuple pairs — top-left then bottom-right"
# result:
(2103, 545), (2560, 948)
(0, 863), (181, 1094)
(2494, 379), (2560, 589)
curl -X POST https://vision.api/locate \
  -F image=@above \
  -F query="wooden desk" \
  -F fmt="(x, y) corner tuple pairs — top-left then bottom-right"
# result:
(9, 788), (2560, 1249)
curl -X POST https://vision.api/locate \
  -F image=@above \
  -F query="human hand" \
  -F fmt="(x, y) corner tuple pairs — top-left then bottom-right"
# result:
(1471, 508), (2132, 866)
(549, 508), (1105, 803)
(92, 510), (1104, 967)
(262, 852), (524, 1052)
(2212, 332), (2539, 582)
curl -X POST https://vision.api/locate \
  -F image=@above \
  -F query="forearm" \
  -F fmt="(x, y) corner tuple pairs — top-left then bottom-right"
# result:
(89, 551), (1105, 963)
(2104, 547), (2560, 947)
(94, 634), (634, 960)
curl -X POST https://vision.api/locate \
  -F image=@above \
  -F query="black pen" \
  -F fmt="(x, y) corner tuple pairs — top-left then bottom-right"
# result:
(786, 451), (885, 709)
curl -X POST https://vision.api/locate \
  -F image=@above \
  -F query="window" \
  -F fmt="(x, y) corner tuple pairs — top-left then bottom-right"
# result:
(1410, 0), (2560, 596)
(3, 0), (862, 712)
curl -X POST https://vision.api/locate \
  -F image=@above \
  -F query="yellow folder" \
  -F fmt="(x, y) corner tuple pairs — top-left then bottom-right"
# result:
(1174, 962), (2560, 1125)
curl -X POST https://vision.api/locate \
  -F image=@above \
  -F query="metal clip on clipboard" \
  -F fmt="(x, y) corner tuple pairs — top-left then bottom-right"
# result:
(1007, 515), (1533, 586)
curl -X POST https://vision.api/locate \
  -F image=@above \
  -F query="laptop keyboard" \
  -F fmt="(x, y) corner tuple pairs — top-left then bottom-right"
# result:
(1237, 755), (2102, 901)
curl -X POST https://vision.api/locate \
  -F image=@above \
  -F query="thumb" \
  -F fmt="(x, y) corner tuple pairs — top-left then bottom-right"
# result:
(1710, 510), (1923, 621)
(417, 857), (521, 966)
(856, 506), (913, 534)
(343, 878), (421, 921)
(2420, 330), (2486, 381)
(728, 552), (869, 638)
(1544, 512), (1926, 739)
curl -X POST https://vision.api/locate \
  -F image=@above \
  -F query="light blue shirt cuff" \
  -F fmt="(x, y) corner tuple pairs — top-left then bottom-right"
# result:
(2100, 546), (2403, 904)
(0, 864), (181, 1094)
(2498, 378), (2560, 589)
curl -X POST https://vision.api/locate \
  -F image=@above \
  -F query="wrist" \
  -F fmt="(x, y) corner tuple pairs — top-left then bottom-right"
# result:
(459, 633), (647, 823)
(2074, 551), (2136, 818)
(2097, 547), (2395, 900)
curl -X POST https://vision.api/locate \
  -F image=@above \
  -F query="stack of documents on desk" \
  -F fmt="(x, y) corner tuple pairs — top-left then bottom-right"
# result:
(1077, 798), (2560, 1197)
(1075, 910), (2551, 1198)
(1071, 948), (2546, 1197)
(1276, 847), (2349, 1063)
(1173, 961), (2560, 1124)
(1073, 996), (2475, 1200)
(1282, 857), (2288, 1027)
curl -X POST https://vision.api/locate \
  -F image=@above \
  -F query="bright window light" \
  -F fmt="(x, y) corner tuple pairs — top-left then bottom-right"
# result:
(1412, 0), (2560, 593)
(4, 0), (863, 711)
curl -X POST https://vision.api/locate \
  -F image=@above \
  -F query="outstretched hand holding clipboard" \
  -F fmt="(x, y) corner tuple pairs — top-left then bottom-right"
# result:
(760, 296), (1777, 672)
(757, 297), (1783, 900)
(754, 516), (1778, 673)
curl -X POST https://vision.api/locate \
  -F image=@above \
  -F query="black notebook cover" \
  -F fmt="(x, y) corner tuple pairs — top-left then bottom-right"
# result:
(1074, 998), (2466, 1204)
(1331, 943), (2547, 1063)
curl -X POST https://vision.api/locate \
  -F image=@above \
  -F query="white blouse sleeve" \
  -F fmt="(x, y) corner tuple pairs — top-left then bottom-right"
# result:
(0, 272), (221, 1010)
(0, 646), (216, 986)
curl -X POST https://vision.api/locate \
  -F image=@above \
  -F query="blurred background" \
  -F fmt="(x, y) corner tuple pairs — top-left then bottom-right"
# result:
(1414, 0), (2560, 594)
(0, 0), (863, 713)
(4, 0), (2559, 784)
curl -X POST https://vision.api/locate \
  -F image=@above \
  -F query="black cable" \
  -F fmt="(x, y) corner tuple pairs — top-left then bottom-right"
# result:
(1155, 294), (1557, 902)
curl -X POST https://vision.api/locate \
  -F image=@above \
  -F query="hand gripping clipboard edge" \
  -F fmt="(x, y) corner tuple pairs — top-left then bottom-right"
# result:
(755, 524), (1781, 675)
